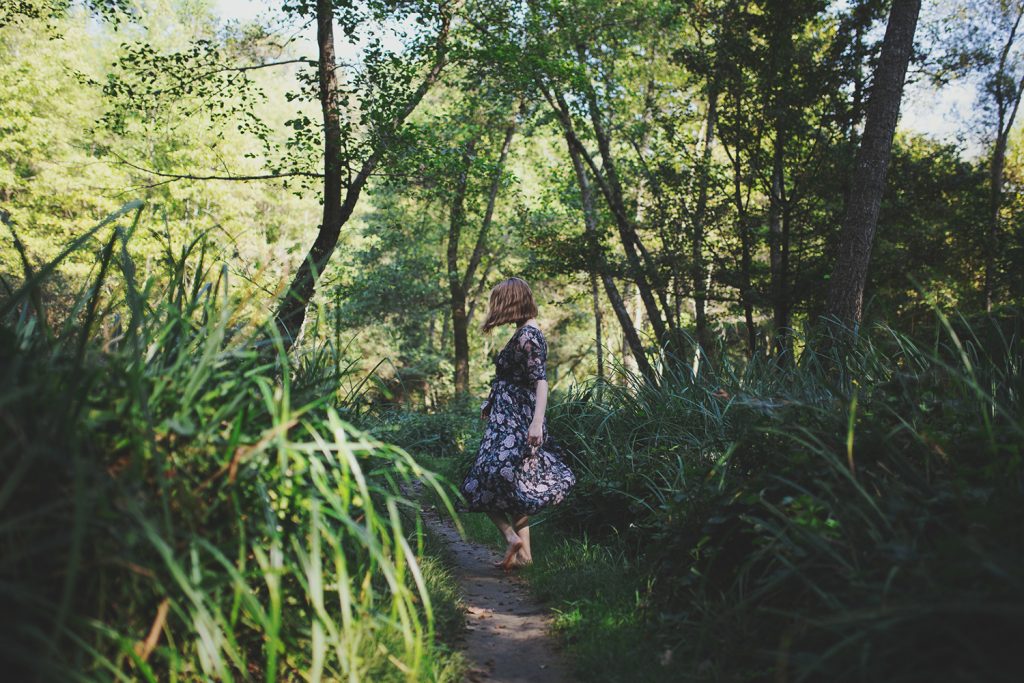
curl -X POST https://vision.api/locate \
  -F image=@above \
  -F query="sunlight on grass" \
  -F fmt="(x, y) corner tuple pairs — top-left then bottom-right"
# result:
(0, 203), (464, 682)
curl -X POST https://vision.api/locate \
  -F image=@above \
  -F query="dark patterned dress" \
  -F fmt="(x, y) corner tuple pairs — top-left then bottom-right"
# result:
(458, 324), (576, 517)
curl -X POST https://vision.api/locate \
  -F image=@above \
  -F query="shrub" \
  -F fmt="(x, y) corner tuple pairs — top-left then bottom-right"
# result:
(545, 311), (1024, 681)
(0, 203), (458, 682)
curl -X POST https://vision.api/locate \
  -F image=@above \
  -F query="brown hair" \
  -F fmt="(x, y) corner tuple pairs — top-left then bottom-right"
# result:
(481, 277), (539, 333)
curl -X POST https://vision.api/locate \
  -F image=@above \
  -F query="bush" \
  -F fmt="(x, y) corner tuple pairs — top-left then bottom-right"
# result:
(0, 203), (459, 682)
(544, 311), (1024, 681)
(368, 400), (483, 461)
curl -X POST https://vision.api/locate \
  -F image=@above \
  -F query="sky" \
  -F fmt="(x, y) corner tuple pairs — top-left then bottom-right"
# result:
(213, 0), (985, 158)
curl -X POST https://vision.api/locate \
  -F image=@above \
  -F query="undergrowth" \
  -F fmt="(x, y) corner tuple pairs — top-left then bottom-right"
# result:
(538, 311), (1024, 682)
(377, 306), (1024, 682)
(0, 202), (463, 682)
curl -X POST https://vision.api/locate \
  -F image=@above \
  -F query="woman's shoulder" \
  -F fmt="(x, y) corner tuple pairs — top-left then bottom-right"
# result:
(519, 323), (546, 344)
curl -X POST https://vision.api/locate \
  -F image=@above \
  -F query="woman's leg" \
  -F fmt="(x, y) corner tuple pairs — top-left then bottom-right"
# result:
(512, 515), (532, 565)
(487, 511), (523, 569)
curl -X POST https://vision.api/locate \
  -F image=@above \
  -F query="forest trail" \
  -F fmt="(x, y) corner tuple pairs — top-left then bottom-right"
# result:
(418, 496), (576, 683)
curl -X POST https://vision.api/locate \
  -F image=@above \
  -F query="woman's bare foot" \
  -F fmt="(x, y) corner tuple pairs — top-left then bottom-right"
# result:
(495, 548), (533, 570)
(510, 548), (533, 568)
(493, 534), (524, 570)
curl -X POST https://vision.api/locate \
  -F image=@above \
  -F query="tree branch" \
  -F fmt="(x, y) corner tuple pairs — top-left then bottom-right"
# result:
(112, 156), (320, 182)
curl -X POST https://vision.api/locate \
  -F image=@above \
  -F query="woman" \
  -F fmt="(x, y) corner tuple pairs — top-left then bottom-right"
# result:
(458, 277), (576, 570)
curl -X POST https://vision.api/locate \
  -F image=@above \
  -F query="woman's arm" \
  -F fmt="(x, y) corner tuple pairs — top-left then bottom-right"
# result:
(527, 379), (548, 449)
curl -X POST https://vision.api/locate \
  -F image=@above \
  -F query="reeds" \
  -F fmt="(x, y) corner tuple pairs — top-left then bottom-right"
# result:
(0, 203), (457, 682)
(544, 311), (1024, 681)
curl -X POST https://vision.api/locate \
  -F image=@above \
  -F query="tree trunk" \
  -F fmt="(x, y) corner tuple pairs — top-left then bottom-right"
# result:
(986, 130), (1007, 312)
(735, 172), (757, 358)
(726, 100), (758, 358)
(273, 0), (343, 347)
(449, 114), (519, 395)
(584, 110), (669, 348)
(463, 113), (520, 296)
(273, 7), (449, 349)
(565, 131), (656, 383)
(768, 116), (792, 364)
(448, 137), (478, 396)
(563, 53), (669, 347)
(825, 0), (921, 328)
(692, 82), (718, 357)
(985, 3), (1024, 311)
(590, 271), (604, 382)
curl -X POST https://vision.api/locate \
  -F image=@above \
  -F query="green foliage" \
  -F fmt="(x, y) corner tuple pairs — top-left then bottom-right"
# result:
(526, 536), (670, 682)
(871, 135), (990, 320)
(0, 203), (462, 682)
(370, 404), (483, 461)
(0, 7), (322, 306)
(542, 310), (1024, 681)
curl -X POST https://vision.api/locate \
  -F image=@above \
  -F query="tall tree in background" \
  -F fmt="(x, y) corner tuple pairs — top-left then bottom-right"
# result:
(95, 0), (455, 351)
(673, 0), (733, 360)
(274, 0), (453, 348)
(527, 0), (679, 356)
(924, 0), (1024, 312)
(446, 102), (521, 395)
(975, 1), (1024, 310)
(825, 0), (922, 327)
(564, 125), (657, 382)
(712, 0), (861, 361)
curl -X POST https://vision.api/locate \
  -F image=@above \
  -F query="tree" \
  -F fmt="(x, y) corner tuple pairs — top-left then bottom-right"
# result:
(926, 0), (1024, 311)
(564, 122), (657, 382)
(445, 100), (521, 395)
(825, 0), (922, 328)
(961, 1), (1024, 311)
(524, 1), (679, 356)
(273, 0), (453, 348)
(98, 0), (455, 350)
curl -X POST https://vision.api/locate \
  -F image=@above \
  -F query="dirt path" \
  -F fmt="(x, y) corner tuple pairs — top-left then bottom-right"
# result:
(419, 500), (576, 683)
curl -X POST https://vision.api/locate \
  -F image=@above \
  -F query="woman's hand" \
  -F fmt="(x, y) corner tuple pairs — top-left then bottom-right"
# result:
(527, 420), (543, 451)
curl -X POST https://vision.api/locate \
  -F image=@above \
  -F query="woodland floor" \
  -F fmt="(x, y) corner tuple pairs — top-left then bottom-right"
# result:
(417, 493), (576, 683)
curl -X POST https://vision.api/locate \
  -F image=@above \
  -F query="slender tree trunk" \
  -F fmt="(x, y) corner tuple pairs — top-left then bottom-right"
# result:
(737, 192), (757, 358)
(726, 99), (758, 358)
(565, 131), (656, 383)
(780, 201), (793, 359)
(589, 136), (668, 347)
(985, 4), (1024, 311)
(463, 113), (520, 295)
(448, 137), (478, 396)
(768, 130), (791, 362)
(590, 271), (604, 381)
(633, 78), (679, 336)
(825, 0), (922, 327)
(439, 307), (450, 353)
(273, 7), (449, 349)
(692, 82), (718, 357)
(986, 130), (1007, 312)
(740, 229), (757, 356)
(449, 114), (519, 395)
(631, 284), (644, 357)
(561, 54), (669, 347)
(274, 0), (342, 347)
(467, 248), (498, 325)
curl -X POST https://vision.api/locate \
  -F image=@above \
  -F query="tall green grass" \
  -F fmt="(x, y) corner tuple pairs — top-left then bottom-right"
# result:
(0, 203), (460, 682)
(541, 310), (1024, 681)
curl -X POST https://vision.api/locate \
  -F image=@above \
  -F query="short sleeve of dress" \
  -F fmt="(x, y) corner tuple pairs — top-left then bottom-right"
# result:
(519, 328), (547, 383)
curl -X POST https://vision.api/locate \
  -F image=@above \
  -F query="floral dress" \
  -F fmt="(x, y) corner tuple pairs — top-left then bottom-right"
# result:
(458, 324), (576, 517)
